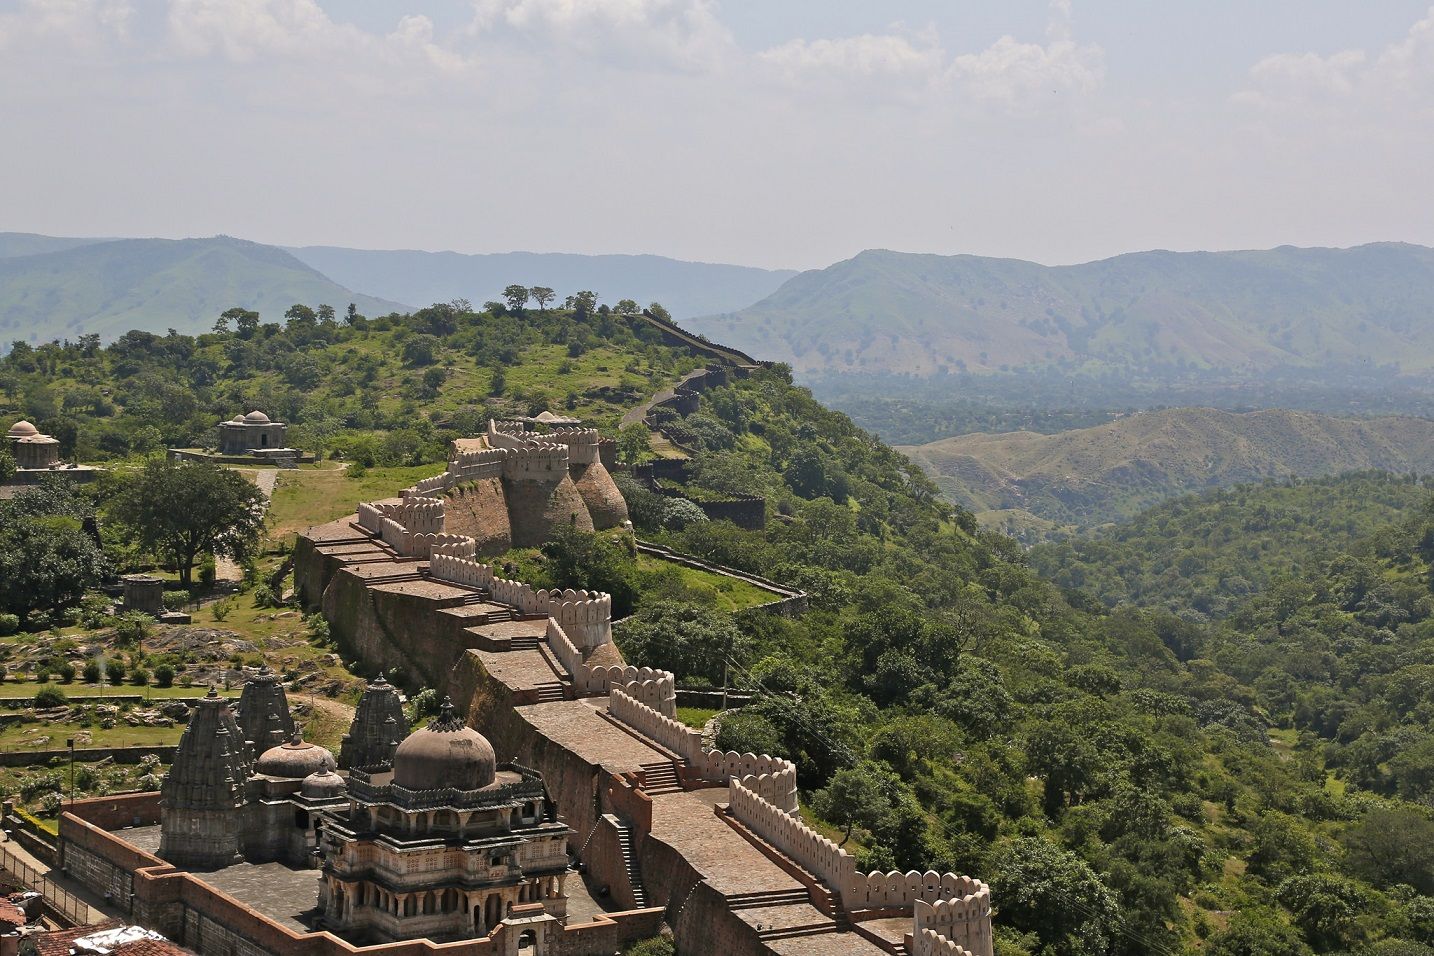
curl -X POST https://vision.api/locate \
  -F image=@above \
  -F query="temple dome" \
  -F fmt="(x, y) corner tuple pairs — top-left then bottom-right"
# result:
(392, 699), (496, 791)
(256, 732), (336, 779)
(6, 421), (38, 438)
(243, 410), (271, 424)
(301, 769), (347, 798)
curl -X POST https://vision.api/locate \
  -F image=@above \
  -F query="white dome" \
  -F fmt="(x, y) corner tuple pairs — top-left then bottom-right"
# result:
(243, 410), (271, 424)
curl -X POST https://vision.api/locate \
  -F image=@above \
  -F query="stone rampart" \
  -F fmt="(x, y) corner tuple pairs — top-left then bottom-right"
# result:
(729, 777), (851, 893)
(609, 691), (796, 809)
(430, 555), (613, 651)
(914, 891), (994, 956)
(915, 929), (976, 956)
(546, 428), (601, 465)
(727, 776), (992, 955)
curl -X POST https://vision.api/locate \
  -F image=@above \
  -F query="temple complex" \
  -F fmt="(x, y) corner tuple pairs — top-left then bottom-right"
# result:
(56, 422), (994, 956)
(3, 419), (100, 486)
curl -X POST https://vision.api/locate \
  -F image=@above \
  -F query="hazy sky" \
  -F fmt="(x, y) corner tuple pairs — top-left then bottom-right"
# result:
(2, 1), (1432, 270)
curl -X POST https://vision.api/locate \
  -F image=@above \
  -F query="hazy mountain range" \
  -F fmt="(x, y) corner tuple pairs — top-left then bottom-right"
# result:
(689, 243), (1434, 378)
(0, 232), (794, 344)
(899, 407), (1434, 535)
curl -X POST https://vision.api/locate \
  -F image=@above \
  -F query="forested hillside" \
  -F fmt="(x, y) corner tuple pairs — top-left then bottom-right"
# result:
(1031, 473), (1432, 618)
(7, 309), (1434, 954)
(899, 407), (1434, 534)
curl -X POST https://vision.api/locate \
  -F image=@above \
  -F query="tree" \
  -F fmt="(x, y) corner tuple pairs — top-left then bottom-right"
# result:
(986, 837), (1120, 956)
(617, 424), (650, 464)
(219, 307), (259, 338)
(345, 303), (360, 325)
(616, 299), (640, 315)
(530, 287), (555, 311)
(284, 304), (317, 326)
(571, 290), (598, 319)
(1342, 808), (1434, 894)
(402, 334), (440, 366)
(0, 445), (13, 485)
(648, 302), (672, 322)
(110, 460), (266, 586)
(316, 304), (336, 324)
(503, 285), (530, 311)
(0, 485), (108, 617)
(1206, 909), (1313, 956)
(811, 763), (896, 846)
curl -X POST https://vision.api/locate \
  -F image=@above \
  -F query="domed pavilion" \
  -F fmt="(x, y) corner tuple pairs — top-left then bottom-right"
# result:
(318, 699), (571, 943)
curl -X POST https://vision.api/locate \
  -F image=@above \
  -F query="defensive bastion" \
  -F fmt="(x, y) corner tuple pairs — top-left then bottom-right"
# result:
(290, 423), (993, 956)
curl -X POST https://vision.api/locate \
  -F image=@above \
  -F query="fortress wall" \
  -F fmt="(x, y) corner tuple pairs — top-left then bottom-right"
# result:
(915, 929), (976, 956)
(729, 778), (853, 894)
(609, 689), (703, 764)
(439, 477), (512, 555)
(570, 460), (630, 530)
(506, 472), (593, 547)
(546, 428), (602, 465)
(356, 503), (383, 533)
(321, 570), (468, 691)
(913, 892), (994, 956)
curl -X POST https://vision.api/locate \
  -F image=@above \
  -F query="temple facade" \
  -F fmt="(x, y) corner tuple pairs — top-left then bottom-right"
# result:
(319, 700), (570, 944)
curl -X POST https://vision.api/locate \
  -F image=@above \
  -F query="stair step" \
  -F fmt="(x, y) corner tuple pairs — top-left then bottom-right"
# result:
(755, 921), (840, 941)
(726, 889), (810, 908)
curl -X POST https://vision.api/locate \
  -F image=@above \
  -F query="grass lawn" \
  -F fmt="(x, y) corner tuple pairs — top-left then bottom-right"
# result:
(675, 706), (718, 730)
(0, 719), (181, 752)
(634, 556), (776, 612)
(267, 463), (437, 542)
(0, 680), (238, 701)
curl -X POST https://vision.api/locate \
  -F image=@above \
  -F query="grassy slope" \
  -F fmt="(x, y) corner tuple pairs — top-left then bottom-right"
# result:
(0, 236), (406, 343)
(899, 407), (1434, 531)
(689, 242), (1434, 376)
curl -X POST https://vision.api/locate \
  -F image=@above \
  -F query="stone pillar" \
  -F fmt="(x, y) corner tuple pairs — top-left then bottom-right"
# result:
(122, 575), (165, 616)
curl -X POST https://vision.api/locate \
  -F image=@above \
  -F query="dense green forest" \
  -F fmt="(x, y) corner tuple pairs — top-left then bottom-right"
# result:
(1031, 473), (1433, 618)
(6, 307), (1434, 955)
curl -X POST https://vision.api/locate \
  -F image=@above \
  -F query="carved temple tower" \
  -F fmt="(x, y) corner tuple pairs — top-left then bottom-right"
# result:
(339, 674), (406, 770)
(158, 687), (251, 869)
(235, 666), (296, 759)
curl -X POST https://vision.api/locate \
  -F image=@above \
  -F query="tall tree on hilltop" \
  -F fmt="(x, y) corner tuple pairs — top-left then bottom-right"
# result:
(111, 460), (266, 586)
(503, 285), (530, 311)
(530, 286), (555, 311)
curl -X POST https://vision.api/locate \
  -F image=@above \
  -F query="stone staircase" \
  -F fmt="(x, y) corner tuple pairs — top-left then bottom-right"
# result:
(532, 681), (566, 703)
(510, 634), (541, 650)
(639, 760), (683, 795)
(725, 888), (809, 911)
(614, 820), (647, 907)
(363, 568), (424, 585)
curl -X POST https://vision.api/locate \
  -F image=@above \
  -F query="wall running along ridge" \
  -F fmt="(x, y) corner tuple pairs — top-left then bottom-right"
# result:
(726, 777), (993, 956)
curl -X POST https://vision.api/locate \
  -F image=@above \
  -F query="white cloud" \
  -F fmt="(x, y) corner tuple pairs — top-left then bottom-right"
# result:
(0, 0), (133, 50)
(1235, 5), (1434, 113)
(472, 0), (734, 71)
(754, 2), (1102, 110)
(163, 0), (477, 75)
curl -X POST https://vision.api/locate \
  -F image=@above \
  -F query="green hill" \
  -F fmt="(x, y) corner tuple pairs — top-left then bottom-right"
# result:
(1030, 472), (1431, 618)
(0, 236), (407, 344)
(899, 406), (1434, 532)
(690, 242), (1434, 377)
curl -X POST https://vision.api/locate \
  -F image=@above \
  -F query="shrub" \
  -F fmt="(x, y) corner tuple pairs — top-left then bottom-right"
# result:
(113, 612), (151, 650)
(624, 938), (676, 956)
(36, 793), (62, 815)
(32, 686), (67, 708)
(35, 669), (50, 684)
(55, 662), (76, 684)
(129, 668), (149, 686)
(0, 614), (17, 636)
(211, 599), (232, 622)
(252, 585), (281, 609)
(82, 660), (101, 684)
(106, 660), (126, 684)
(153, 664), (175, 688)
(162, 590), (189, 611)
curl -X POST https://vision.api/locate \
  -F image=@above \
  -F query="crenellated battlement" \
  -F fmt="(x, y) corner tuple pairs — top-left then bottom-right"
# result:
(728, 772), (992, 955)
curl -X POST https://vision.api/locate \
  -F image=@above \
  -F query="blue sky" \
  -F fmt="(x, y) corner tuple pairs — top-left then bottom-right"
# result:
(2, 1), (1431, 270)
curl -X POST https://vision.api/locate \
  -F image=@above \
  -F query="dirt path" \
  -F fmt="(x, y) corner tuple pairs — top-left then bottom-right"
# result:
(216, 468), (280, 583)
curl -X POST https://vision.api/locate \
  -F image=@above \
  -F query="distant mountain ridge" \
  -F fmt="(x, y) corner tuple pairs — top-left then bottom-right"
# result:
(899, 406), (1434, 533)
(689, 243), (1434, 377)
(0, 231), (795, 345)
(287, 246), (796, 322)
(0, 236), (406, 344)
